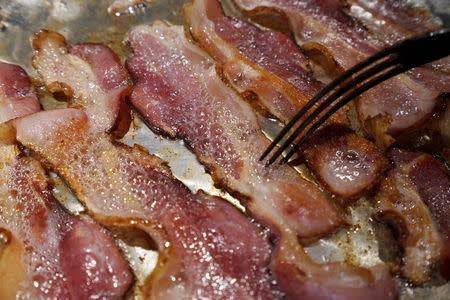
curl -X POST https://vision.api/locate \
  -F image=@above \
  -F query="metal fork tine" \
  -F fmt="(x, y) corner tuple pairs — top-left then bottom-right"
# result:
(259, 44), (399, 162)
(265, 55), (399, 166)
(281, 64), (407, 164)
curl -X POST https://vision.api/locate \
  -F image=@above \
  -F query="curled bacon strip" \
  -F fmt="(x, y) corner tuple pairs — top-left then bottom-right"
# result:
(302, 124), (386, 200)
(125, 21), (398, 300)
(32, 31), (132, 137)
(375, 148), (450, 282)
(185, 0), (386, 200)
(18, 30), (282, 299)
(0, 63), (132, 299)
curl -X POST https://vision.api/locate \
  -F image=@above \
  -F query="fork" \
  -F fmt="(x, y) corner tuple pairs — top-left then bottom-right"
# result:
(260, 28), (450, 166)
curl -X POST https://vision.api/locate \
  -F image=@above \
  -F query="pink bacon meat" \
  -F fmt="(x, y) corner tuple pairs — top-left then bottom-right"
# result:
(232, 0), (444, 146)
(0, 62), (41, 124)
(0, 63), (132, 299)
(375, 148), (450, 282)
(19, 30), (282, 299)
(185, 0), (386, 200)
(125, 21), (398, 300)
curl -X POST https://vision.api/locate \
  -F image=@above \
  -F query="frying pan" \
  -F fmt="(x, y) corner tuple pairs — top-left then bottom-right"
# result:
(0, 0), (448, 299)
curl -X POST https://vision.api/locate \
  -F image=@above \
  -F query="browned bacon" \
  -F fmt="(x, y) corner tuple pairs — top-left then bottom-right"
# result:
(0, 62), (41, 123)
(232, 0), (443, 147)
(125, 21), (398, 300)
(0, 64), (132, 298)
(185, 0), (386, 200)
(375, 148), (450, 283)
(19, 30), (282, 300)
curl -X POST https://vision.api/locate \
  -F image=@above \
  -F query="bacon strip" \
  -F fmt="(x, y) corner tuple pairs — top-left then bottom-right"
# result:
(126, 21), (342, 239)
(18, 30), (282, 299)
(0, 65), (132, 299)
(125, 21), (398, 300)
(232, 0), (443, 146)
(185, 0), (386, 200)
(0, 62), (41, 124)
(186, 0), (329, 123)
(375, 148), (450, 282)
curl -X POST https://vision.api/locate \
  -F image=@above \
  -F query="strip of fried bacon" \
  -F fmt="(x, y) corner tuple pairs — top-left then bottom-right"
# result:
(346, 0), (450, 151)
(0, 63), (132, 299)
(375, 148), (450, 283)
(185, 0), (386, 200)
(126, 21), (342, 240)
(18, 30), (283, 299)
(125, 21), (398, 300)
(186, 0), (328, 123)
(232, 0), (443, 147)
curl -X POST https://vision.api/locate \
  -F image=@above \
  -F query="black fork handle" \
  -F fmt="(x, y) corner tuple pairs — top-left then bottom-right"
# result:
(395, 28), (450, 68)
